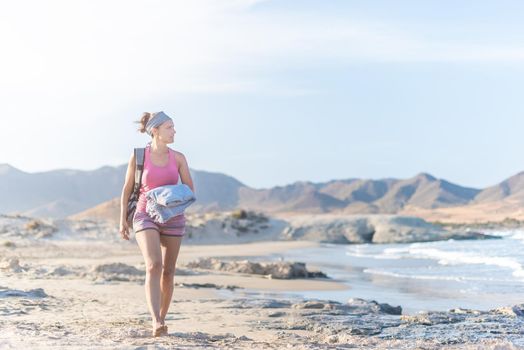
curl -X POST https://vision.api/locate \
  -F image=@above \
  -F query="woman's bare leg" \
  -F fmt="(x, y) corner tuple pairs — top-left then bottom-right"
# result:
(159, 235), (183, 323)
(135, 229), (164, 332)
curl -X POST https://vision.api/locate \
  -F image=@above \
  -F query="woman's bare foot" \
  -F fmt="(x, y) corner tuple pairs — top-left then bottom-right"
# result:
(152, 320), (165, 337)
(159, 317), (168, 335)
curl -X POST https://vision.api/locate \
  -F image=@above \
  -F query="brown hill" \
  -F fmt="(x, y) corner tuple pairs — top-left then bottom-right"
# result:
(238, 181), (347, 213)
(318, 178), (397, 202)
(69, 198), (121, 223)
(373, 173), (480, 212)
(474, 171), (524, 203)
(6, 160), (524, 224)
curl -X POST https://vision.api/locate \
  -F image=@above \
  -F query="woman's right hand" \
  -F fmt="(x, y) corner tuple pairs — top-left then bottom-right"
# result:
(119, 219), (130, 240)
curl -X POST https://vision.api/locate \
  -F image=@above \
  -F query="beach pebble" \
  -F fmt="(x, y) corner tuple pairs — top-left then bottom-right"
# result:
(512, 304), (524, 317)
(0, 257), (25, 272)
(0, 287), (48, 298)
(292, 301), (326, 309)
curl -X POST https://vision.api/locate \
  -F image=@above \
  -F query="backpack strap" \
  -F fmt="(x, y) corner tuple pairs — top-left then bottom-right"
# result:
(132, 148), (146, 195)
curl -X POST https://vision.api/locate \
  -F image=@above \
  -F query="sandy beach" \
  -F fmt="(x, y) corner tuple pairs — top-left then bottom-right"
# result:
(5, 0), (524, 347)
(1, 215), (524, 349)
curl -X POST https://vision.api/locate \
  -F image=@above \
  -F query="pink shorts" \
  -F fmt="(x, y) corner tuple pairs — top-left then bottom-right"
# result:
(133, 210), (186, 237)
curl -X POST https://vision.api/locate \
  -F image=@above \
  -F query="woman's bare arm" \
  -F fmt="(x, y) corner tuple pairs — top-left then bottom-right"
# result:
(176, 152), (195, 194)
(120, 152), (136, 223)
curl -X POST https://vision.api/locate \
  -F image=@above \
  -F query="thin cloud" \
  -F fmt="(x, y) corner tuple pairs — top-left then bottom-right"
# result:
(1, 0), (523, 103)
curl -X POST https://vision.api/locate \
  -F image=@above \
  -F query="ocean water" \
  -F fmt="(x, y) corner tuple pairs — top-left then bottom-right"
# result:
(266, 229), (524, 314)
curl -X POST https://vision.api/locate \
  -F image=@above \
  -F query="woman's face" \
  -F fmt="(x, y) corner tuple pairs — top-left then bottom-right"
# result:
(154, 120), (176, 144)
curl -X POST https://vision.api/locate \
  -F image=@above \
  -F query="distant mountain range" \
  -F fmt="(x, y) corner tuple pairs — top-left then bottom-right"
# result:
(0, 163), (244, 218)
(2, 162), (524, 222)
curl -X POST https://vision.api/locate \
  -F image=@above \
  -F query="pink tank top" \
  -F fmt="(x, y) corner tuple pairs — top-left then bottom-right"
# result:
(136, 145), (179, 213)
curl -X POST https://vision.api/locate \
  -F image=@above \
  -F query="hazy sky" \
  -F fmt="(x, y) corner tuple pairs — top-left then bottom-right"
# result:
(1, 0), (523, 189)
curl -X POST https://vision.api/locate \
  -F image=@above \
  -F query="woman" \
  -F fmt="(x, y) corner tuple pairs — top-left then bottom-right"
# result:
(119, 111), (195, 337)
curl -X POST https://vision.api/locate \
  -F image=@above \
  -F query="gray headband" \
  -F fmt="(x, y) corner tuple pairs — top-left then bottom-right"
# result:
(145, 111), (172, 136)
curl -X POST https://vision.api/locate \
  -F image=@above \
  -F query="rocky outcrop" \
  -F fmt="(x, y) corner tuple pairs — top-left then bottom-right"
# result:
(184, 211), (499, 245)
(281, 216), (375, 244)
(90, 263), (144, 282)
(0, 286), (48, 299)
(218, 297), (524, 348)
(0, 257), (26, 273)
(184, 210), (287, 244)
(0, 215), (58, 239)
(281, 214), (500, 244)
(0, 212), (500, 246)
(183, 258), (328, 279)
(2, 285), (523, 348)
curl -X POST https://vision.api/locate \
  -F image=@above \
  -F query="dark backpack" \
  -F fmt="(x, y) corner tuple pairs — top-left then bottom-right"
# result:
(126, 148), (145, 227)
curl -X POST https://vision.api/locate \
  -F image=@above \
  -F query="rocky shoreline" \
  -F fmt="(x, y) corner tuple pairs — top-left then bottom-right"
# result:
(183, 257), (328, 279)
(1, 282), (523, 349)
(1, 213), (523, 348)
(278, 213), (501, 244)
(186, 210), (503, 244)
(0, 211), (502, 245)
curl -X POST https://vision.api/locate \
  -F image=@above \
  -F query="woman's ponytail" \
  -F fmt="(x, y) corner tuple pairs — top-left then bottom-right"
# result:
(136, 112), (152, 133)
